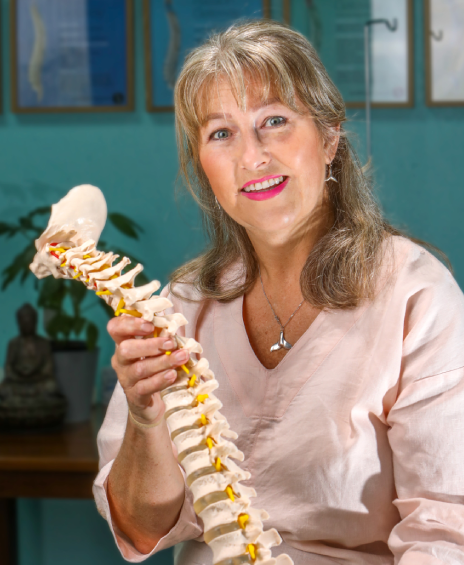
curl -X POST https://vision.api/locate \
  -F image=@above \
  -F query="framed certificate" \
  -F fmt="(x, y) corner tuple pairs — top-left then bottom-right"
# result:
(303, 0), (414, 108)
(144, 0), (271, 112)
(425, 0), (464, 106)
(11, 0), (134, 113)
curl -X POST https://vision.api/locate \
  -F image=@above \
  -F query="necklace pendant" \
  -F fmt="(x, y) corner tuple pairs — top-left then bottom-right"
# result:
(270, 330), (292, 352)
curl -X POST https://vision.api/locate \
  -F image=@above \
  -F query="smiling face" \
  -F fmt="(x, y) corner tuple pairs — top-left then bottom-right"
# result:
(198, 78), (338, 246)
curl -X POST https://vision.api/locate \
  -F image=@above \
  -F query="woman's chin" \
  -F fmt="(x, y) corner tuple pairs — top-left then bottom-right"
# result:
(243, 211), (302, 238)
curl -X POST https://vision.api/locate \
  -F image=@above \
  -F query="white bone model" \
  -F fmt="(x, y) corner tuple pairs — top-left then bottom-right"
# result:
(30, 185), (293, 565)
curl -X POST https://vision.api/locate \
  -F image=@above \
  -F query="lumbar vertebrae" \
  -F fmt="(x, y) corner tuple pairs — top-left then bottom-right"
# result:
(30, 184), (293, 565)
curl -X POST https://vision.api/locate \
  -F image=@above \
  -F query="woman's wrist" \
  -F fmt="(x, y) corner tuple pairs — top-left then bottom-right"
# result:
(128, 408), (164, 430)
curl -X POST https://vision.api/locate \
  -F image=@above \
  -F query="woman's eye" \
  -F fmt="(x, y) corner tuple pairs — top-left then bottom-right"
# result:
(211, 129), (230, 140)
(264, 116), (286, 127)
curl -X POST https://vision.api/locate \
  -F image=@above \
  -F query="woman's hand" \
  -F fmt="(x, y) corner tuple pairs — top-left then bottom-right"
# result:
(108, 316), (190, 426)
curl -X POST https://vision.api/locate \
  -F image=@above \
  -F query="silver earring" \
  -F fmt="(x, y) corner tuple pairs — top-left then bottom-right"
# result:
(215, 196), (221, 210)
(325, 162), (338, 183)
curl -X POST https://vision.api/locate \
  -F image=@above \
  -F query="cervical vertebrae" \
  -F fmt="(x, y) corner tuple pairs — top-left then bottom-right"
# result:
(30, 185), (293, 565)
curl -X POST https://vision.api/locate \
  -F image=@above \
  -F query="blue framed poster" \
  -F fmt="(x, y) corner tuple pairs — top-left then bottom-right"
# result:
(144, 0), (271, 112)
(11, 0), (134, 113)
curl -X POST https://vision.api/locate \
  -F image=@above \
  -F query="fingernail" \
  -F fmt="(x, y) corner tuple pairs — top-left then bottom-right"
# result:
(164, 370), (177, 382)
(141, 323), (154, 332)
(161, 340), (175, 350)
(174, 349), (189, 362)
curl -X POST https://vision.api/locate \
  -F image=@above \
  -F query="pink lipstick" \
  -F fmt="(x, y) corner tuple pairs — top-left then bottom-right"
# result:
(241, 177), (289, 201)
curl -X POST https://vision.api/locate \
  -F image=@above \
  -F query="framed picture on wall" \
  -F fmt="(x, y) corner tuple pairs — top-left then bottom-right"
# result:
(11, 0), (134, 113)
(303, 0), (414, 108)
(144, 0), (273, 112)
(425, 0), (464, 106)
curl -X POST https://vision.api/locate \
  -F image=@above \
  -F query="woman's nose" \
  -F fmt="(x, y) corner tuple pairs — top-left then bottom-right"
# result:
(238, 130), (270, 170)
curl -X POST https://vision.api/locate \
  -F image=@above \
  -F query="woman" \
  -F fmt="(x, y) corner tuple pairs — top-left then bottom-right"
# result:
(93, 21), (464, 564)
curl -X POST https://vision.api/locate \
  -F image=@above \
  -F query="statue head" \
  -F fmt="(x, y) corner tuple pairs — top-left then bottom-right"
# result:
(16, 303), (38, 337)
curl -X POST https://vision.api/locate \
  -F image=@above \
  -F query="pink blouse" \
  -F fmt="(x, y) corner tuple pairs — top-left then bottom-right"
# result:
(93, 236), (464, 564)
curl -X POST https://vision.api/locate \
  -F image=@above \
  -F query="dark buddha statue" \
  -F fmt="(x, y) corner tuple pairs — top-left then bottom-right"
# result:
(0, 303), (66, 430)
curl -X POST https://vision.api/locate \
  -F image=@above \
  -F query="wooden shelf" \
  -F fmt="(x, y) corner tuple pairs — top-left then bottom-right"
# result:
(0, 406), (106, 565)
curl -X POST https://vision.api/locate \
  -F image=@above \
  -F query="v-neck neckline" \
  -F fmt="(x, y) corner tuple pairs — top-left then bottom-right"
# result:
(239, 294), (326, 374)
(213, 295), (368, 419)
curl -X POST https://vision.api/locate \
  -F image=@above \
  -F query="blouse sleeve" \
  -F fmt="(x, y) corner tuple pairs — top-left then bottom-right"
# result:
(386, 252), (464, 564)
(92, 283), (203, 562)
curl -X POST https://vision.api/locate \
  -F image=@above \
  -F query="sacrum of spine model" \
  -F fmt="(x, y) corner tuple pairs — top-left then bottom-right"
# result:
(29, 185), (293, 565)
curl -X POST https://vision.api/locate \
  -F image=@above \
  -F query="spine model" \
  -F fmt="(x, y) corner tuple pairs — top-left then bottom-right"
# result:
(30, 185), (293, 565)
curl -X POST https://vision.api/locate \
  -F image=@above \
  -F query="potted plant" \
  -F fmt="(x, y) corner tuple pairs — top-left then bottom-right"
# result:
(0, 205), (147, 422)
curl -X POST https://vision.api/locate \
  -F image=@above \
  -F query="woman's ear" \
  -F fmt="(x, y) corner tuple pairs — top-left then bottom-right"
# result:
(325, 124), (341, 164)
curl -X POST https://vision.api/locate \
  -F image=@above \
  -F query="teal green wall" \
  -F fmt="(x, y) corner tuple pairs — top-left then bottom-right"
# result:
(1, 0), (463, 564)
(2, 0), (202, 563)
(291, 0), (464, 282)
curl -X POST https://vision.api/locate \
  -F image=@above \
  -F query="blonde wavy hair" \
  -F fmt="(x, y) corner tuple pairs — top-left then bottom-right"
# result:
(170, 20), (435, 308)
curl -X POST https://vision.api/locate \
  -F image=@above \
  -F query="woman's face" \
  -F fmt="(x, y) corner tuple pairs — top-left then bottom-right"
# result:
(198, 79), (338, 245)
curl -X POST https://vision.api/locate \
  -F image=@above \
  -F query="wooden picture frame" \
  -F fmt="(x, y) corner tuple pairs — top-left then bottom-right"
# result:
(11, 0), (134, 113)
(425, 0), (464, 106)
(344, 0), (414, 109)
(283, 0), (291, 25)
(144, 0), (272, 113)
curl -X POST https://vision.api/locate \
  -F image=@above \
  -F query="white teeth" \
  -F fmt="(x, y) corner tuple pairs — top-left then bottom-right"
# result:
(243, 176), (285, 192)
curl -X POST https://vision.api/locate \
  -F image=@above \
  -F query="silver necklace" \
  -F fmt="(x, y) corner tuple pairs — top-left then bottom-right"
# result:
(258, 266), (305, 352)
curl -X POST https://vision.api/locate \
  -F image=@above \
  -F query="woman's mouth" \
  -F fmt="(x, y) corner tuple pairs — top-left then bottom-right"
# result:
(240, 176), (289, 201)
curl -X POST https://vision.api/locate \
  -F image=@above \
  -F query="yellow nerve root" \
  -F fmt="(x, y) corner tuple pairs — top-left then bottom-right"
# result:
(247, 544), (257, 561)
(114, 299), (125, 316)
(214, 457), (222, 471)
(226, 485), (235, 502)
(119, 309), (142, 318)
(238, 514), (249, 529)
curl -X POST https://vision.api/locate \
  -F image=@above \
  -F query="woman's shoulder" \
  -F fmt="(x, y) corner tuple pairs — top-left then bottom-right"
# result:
(381, 234), (458, 295)
(381, 236), (464, 349)
(161, 279), (204, 315)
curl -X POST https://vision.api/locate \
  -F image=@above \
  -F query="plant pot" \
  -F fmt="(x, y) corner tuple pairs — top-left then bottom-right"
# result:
(52, 343), (99, 423)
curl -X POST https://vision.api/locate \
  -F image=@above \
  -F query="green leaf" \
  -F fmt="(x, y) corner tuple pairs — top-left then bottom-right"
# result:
(134, 271), (149, 286)
(0, 222), (19, 237)
(19, 216), (34, 230)
(68, 281), (87, 315)
(37, 277), (67, 310)
(72, 316), (86, 337)
(27, 206), (50, 219)
(97, 297), (115, 319)
(1, 241), (37, 290)
(108, 213), (144, 239)
(45, 312), (74, 341)
(86, 322), (99, 350)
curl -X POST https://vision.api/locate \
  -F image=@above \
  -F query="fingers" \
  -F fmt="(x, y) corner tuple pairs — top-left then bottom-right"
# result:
(132, 368), (178, 400)
(117, 337), (176, 364)
(107, 314), (192, 414)
(107, 316), (156, 345)
(125, 349), (190, 386)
